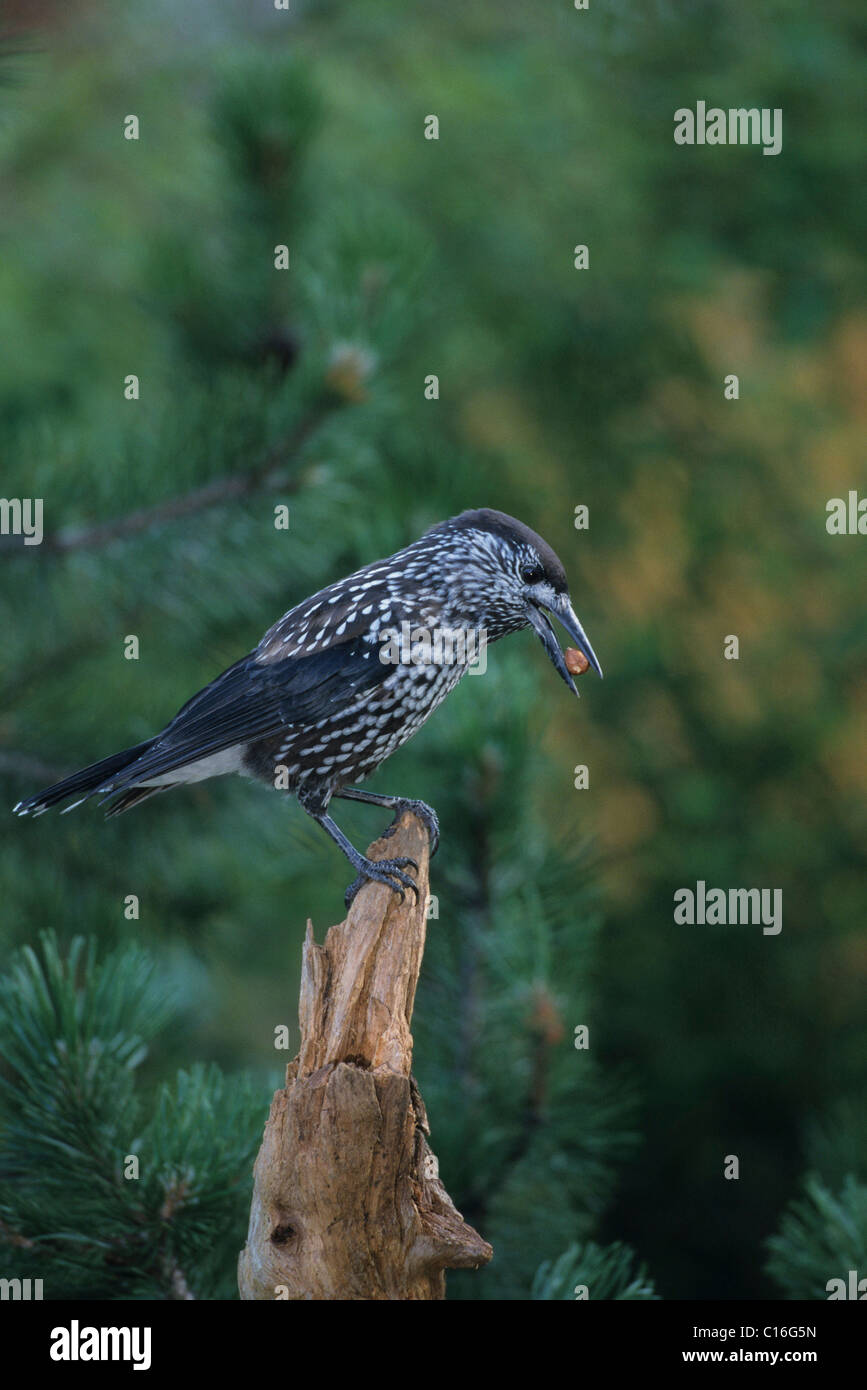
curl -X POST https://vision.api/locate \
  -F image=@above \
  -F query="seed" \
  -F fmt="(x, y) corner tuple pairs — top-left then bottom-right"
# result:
(564, 647), (589, 676)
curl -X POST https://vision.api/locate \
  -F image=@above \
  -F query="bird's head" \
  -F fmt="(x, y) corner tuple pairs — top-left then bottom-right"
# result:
(424, 508), (603, 695)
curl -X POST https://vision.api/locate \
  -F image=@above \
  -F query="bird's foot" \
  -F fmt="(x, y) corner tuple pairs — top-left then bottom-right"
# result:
(381, 799), (440, 857)
(344, 856), (419, 909)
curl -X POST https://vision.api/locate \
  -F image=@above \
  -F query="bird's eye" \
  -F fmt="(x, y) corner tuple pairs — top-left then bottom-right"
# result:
(520, 562), (544, 585)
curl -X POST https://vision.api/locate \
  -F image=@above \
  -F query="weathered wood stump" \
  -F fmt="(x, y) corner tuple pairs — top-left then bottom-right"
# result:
(238, 811), (492, 1300)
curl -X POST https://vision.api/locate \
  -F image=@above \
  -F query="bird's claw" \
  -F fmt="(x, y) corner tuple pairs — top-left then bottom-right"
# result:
(344, 856), (420, 909)
(381, 799), (440, 857)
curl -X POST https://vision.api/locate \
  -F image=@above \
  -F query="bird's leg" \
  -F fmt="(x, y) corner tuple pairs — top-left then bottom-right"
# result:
(337, 787), (440, 857)
(307, 808), (419, 909)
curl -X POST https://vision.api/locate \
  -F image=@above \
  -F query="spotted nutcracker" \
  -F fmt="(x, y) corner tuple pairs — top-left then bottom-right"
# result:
(14, 509), (602, 905)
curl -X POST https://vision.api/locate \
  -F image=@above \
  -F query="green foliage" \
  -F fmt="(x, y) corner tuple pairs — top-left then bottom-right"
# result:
(766, 1102), (867, 1300)
(0, 0), (863, 1300)
(766, 1177), (867, 1301)
(532, 1240), (658, 1301)
(413, 658), (641, 1298)
(0, 27), (646, 1297)
(0, 934), (171, 1174)
(0, 934), (270, 1300)
(804, 1100), (867, 1189)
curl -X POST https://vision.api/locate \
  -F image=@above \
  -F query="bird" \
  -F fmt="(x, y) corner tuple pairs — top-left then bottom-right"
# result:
(13, 508), (602, 906)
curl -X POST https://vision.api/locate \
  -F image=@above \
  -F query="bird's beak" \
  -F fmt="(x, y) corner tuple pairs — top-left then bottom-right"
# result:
(527, 594), (603, 697)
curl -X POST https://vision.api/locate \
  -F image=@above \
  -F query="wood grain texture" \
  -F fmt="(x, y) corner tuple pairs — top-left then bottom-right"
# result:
(238, 811), (492, 1300)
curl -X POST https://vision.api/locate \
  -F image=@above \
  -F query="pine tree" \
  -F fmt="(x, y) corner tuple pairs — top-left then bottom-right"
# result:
(0, 40), (652, 1300)
(3, 1), (861, 1303)
(766, 1103), (867, 1301)
(532, 1242), (657, 1301)
(0, 933), (271, 1300)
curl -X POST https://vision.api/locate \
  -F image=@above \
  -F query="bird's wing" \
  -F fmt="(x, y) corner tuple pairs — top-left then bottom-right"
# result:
(94, 641), (381, 793)
(96, 586), (443, 794)
(254, 574), (442, 663)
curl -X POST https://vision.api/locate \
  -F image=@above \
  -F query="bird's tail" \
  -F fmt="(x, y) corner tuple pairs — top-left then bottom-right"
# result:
(13, 739), (157, 818)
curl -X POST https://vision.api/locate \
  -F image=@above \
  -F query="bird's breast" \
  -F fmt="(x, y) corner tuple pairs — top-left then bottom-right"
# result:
(244, 658), (469, 793)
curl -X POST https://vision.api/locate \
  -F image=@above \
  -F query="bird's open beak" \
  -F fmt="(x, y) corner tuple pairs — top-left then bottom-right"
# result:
(527, 595), (603, 697)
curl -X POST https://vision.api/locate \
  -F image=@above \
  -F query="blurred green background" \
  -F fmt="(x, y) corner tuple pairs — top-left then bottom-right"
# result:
(1, 0), (865, 1299)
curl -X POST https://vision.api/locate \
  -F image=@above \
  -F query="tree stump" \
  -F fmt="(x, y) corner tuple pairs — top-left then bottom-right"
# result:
(237, 810), (493, 1300)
